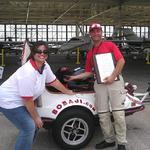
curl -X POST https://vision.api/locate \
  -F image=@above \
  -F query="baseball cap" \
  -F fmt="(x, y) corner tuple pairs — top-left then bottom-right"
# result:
(89, 23), (102, 32)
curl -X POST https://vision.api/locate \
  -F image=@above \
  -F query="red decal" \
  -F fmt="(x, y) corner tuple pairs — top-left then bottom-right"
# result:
(92, 107), (96, 111)
(85, 102), (89, 106)
(62, 101), (67, 106)
(69, 99), (74, 104)
(52, 99), (96, 116)
(74, 99), (79, 103)
(52, 109), (58, 115)
(57, 104), (62, 109)
(89, 104), (92, 108)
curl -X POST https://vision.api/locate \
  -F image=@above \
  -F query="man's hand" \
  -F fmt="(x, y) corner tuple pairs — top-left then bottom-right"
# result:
(103, 75), (116, 84)
(64, 75), (76, 82)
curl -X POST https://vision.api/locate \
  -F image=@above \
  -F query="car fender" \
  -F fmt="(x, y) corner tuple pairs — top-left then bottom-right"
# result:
(37, 88), (97, 119)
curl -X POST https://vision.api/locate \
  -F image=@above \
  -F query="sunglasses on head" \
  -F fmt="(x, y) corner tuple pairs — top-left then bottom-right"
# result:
(34, 49), (49, 55)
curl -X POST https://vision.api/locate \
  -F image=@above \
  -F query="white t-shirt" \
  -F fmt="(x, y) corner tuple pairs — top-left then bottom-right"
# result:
(0, 59), (56, 109)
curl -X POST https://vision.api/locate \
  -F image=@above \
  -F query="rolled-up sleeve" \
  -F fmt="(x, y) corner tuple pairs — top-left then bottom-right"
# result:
(17, 74), (35, 98)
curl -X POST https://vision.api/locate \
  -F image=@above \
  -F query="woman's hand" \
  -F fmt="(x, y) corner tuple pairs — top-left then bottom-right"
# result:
(34, 116), (43, 128)
(23, 98), (43, 128)
(50, 79), (75, 95)
(65, 89), (75, 95)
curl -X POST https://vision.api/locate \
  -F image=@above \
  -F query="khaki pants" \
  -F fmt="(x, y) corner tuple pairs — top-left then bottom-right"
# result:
(94, 76), (126, 113)
(94, 76), (127, 144)
(98, 111), (127, 144)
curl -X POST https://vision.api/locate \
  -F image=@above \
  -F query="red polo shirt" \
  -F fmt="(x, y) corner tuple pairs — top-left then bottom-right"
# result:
(85, 41), (124, 72)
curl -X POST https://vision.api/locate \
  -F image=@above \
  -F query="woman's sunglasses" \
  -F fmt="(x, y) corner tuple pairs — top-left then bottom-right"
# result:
(34, 50), (49, 55)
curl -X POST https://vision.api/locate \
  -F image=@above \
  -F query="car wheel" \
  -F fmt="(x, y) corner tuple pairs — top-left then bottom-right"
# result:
(52, 108), (95, 150)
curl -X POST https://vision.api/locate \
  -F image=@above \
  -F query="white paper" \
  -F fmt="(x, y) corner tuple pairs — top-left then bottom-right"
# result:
(95, 53), (115, 82)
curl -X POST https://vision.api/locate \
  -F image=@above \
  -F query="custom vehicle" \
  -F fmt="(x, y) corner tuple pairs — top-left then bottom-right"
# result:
(36, 67), (149, 150)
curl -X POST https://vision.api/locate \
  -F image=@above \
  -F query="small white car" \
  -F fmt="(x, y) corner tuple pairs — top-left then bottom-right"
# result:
(36, 67), (146, 150)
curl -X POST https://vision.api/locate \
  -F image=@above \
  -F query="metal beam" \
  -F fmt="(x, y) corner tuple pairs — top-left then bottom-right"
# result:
(25, 0), (31, 24)
(80, 6), (118, 24)
(52, 0), (80, 24)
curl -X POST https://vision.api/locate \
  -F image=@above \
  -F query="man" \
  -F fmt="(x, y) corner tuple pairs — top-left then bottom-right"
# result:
(67, 23), (127, 150)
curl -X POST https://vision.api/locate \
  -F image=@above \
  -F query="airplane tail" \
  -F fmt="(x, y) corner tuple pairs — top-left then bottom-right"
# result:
(122, 28), (142, 41)
(21, 40), (31, 65)
(112, 28), (142, 41)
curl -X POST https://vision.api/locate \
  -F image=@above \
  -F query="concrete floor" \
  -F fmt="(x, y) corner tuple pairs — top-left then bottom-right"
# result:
(0, 54), (150, 150)
(1, 105), (150, 150)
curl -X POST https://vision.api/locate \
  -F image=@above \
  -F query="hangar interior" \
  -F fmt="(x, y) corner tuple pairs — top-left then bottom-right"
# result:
(0, 0), (150, 25)
(0, 0), (150, 42)
(0, 0), (150, 68)
(1, 2), (150, 150)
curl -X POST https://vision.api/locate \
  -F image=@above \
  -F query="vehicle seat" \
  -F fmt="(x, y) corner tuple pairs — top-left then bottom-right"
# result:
(55, 67), (94, 92)
(68, 80), (94, 91)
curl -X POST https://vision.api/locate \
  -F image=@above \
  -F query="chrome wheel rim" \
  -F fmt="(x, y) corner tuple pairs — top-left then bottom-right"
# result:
(61, 118), (89, 145)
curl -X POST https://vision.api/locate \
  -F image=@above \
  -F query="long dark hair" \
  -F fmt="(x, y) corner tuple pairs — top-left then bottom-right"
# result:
(27, 41), (49, 61)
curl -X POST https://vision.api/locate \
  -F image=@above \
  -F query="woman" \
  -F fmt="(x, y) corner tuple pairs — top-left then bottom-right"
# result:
(0, 41), (74, 150)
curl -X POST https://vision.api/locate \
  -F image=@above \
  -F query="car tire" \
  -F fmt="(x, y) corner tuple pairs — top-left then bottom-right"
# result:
(52, 108), (95, 150)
